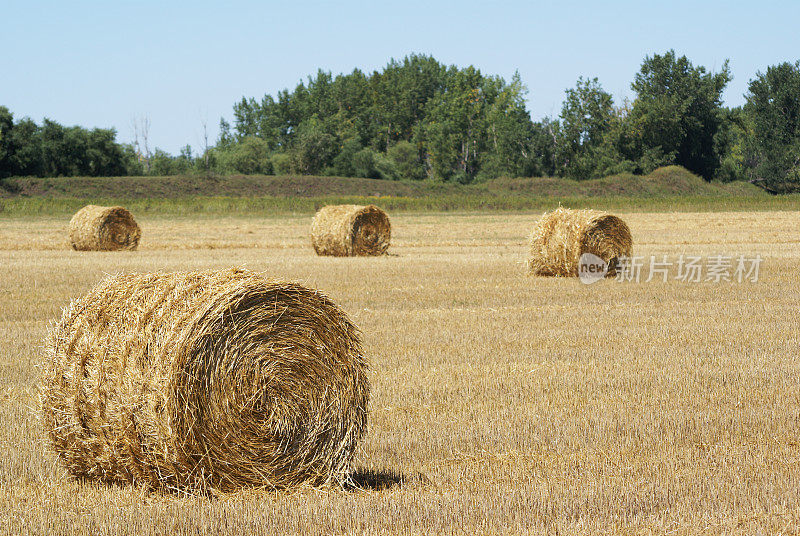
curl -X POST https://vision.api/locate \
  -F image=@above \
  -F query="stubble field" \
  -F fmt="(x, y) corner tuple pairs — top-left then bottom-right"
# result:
(1, 209), (799, 534)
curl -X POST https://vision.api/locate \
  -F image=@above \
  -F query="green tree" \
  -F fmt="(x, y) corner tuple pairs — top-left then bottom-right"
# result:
(743, 61), (800, 190)
(556, 77), (615, 179)
(171, 145), (194, 174)
(217, 118), (234, 147)
(714, 106), (749, 182)
(480, 72), (539, 179)
(120, 143), (144, 175)
(622, 50), (731, 178)
(8, 118), (43, 177)
(149, 149), (175, 175)
(370, 55), (448, 150)
(0, 106), (14, 179)
(525, 118), (559, 177)
(271, 152), (291, 174)
(418, 66), (489, 181)
(0, 107), (15, 178)
(222, 55), (538, 182)
(217, 136), (272, 174)
(387, 140), (424, 180)
(330, 139), (363, 177)
(288, 118), (338, 174)
(39, 119), (75, 176)
(582, 99), (639, 178)
(350, 147), (379, 179)
(85, 128), (127, 176)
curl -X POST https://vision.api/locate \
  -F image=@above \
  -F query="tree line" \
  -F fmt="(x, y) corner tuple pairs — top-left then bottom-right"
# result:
(2, 52), (799, 191)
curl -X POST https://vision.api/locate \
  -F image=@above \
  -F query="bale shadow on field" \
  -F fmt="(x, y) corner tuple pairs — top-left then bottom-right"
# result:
(67, 470), (413, 498)
(347, 469), (407, 491)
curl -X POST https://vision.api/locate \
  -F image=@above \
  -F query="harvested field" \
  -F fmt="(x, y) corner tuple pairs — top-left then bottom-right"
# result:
(1, 210), (800, 534)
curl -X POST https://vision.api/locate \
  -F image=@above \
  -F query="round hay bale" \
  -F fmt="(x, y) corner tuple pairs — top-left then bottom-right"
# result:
(310, 204), (391, 256)
(40, 268), (369, 492)
(69, 205), (141, 251)
(528, 208), (633, 277)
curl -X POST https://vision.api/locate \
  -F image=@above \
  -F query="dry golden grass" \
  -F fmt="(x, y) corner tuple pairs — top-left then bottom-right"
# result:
(2, 210), (800, 534)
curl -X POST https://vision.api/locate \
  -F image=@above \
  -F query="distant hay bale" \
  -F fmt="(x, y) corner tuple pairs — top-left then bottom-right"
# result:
(40, 268), (369, 493)
(311, 204), (391, 256)
(528, 208), (633, 277)
(69, 205), (141, 251)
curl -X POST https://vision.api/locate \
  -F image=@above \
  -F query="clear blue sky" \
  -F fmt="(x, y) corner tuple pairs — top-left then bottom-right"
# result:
(3, 0), (798, 154)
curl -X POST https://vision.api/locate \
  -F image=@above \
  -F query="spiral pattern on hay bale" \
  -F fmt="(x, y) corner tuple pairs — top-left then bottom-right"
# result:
(528, 208), (633, 277)
(69, 205), (141, 251)
(40, 268), (369, 492)
(310, 204), (391, 256)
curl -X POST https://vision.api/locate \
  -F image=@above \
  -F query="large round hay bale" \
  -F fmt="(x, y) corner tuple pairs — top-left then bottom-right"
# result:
(310, 204), (391, 256)
(528, 208), (633, 277)
(40, 268), (369, 492)
(69, 205), (141, 251)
